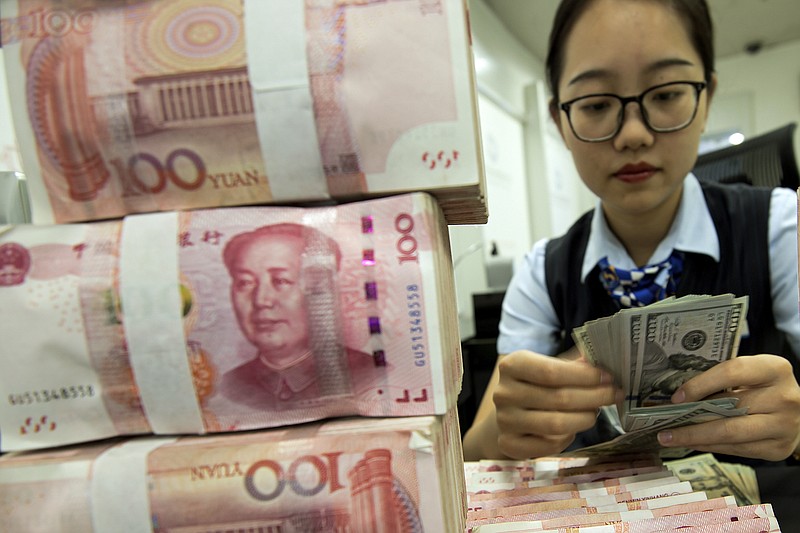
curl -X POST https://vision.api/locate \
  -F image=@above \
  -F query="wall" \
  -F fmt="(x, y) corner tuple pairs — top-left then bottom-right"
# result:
(468, 0), (593, 247)
(467, 0), (542, 118)
(450, 0), (547, 339)
(709, 39), (800, 158)
(451, 0), (585, 339)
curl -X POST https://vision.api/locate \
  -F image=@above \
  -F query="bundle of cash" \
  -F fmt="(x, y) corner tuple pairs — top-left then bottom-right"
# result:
(571, 294), (750, 456)
(0, 411), (467, 532)
(0, 2), (477, 530)
(0, 193), (463, 452)
(665, 453), (760, 507)
(0, 0), (486, 225)
(464, 454), (782, 532)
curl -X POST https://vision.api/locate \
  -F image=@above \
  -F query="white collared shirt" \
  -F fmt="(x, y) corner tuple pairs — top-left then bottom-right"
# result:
(497, 174), (800, 359)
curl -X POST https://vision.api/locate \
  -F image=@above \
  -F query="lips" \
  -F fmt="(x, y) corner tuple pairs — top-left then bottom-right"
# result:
(614, 162), (657, 183)
(252, 317), (284, 332)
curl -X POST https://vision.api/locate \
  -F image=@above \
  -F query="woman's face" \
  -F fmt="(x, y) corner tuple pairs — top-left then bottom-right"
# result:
(552, 0), (715, 223)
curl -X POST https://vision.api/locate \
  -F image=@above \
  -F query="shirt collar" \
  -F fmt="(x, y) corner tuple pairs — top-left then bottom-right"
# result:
(257, 350), (317, 396)
(581, 173), (720, 281)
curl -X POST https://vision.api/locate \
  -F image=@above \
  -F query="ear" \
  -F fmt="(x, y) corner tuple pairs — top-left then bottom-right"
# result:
(549, 98), (568, 143)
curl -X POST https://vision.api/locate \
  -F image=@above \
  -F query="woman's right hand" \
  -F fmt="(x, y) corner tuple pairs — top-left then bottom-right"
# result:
(490, 349), (618, 459)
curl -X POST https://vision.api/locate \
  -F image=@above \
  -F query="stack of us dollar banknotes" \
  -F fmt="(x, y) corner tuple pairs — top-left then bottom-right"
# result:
(462, 452), (782, 532)
(571, 294), (750, 457)
(0, 0), (478, 530)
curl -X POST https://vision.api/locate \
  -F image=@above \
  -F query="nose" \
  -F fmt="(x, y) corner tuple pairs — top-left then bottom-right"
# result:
(253, 281), (277, 308)
(612, 101), (654, 151)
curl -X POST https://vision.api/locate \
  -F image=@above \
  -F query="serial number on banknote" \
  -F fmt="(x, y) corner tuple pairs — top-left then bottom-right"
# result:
(8, 385), (96, 406)
(407, 284), (427, 367)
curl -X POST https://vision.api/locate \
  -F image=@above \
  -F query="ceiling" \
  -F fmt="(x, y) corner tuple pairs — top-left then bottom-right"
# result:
(481, 0), (800, 62)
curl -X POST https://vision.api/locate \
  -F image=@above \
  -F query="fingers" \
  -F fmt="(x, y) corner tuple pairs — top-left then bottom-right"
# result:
(491, 350), (619, 459)
(495, 405), (596, 460)
(668, 438), (788, 462)
(498, 432), (575, 460)
(500, 350), (613, 388)
(559, 345), (583, 361)
(662, 355), (800, 461)
(676, 355), (795, 403)
(658, 410), (800, 462)
(495, 376), (618, 411)
(496, 404), (600, 438)
(496, 351), (617, 410)
(662, 354), (800, 461)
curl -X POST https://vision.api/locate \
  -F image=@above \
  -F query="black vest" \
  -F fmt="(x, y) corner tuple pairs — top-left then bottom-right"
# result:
(545, 181), (789, 358)
(544, 181), (797, 464)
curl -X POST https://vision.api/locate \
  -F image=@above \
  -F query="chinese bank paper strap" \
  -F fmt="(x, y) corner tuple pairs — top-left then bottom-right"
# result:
(245, 0), (328, 200)
(120, 213), (205, 434)
(91, 438), (176, 533)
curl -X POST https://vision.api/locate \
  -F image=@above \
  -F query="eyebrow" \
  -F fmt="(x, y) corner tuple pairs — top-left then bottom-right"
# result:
(566, 58), (698, 87)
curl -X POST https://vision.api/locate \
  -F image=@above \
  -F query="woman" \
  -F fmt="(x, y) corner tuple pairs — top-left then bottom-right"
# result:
(462, 0), (800, 463)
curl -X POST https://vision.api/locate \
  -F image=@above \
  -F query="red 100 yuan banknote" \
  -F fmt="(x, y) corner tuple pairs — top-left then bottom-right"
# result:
(0, 0), (486, 224)
(0, 192), (462, 451)
(0, 412), (466, 532)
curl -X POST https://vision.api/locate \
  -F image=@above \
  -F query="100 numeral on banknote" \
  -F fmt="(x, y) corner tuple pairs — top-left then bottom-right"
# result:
(0, 0), (484, 224)
(0, 415), (465, 532)
(0, 193), (461, 451)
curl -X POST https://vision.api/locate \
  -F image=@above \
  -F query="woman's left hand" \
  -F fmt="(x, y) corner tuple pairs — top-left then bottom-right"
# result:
(657, 354), (800, 461)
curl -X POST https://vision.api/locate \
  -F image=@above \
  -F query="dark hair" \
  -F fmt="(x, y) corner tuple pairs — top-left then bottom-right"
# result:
(545, 0), (715, 103)
(223, 222), (342, 272)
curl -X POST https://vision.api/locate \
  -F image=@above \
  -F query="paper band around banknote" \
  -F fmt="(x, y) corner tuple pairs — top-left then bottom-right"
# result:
(0, 192), (462, 452)
(0, 0), (486, 225)
(0, 412), (466, 532)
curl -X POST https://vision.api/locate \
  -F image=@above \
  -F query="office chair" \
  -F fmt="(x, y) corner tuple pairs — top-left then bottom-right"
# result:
(693, 122), (799, 190)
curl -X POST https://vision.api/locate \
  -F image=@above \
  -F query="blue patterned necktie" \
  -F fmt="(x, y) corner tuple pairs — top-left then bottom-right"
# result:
(598, 251), (684, 308)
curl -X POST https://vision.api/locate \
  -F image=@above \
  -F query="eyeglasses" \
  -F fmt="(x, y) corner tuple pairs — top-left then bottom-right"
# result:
(559, 81), (707, 142)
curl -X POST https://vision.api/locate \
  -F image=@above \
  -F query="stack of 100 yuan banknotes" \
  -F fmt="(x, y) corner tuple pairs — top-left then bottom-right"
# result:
(463, 453), (782, 532)
(0, 0), (486, 530)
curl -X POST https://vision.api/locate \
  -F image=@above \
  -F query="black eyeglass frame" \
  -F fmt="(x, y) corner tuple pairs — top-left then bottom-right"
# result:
(559, 81), (708, 143)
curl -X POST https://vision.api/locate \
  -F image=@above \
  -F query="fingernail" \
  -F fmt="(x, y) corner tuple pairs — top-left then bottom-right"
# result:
(672, 389), (685, 404)
(657, 431), (673, 445)
(600, 371), (613, 384)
